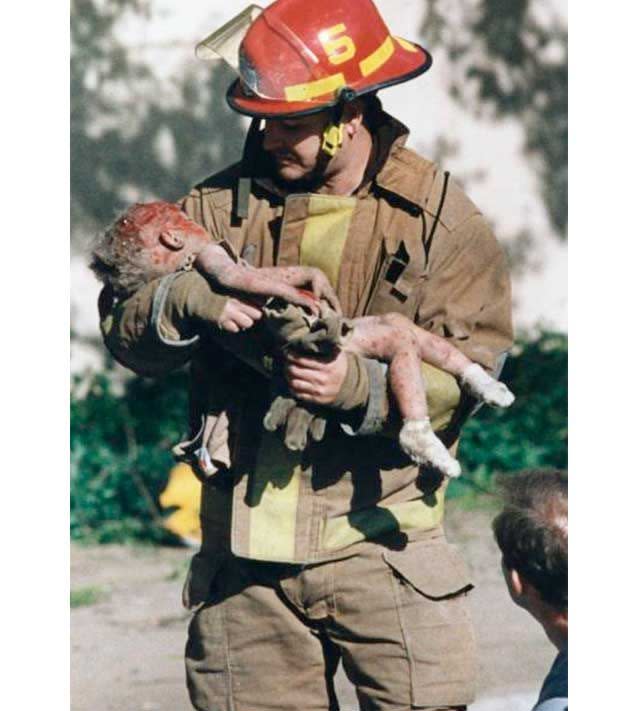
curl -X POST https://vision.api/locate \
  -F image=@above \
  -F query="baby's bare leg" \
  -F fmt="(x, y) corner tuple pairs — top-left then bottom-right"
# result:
(346, 317), (461, 477)
(195, 244), (319, 314)
(357, 313), (514, 408)
(349, 318), (426, 421)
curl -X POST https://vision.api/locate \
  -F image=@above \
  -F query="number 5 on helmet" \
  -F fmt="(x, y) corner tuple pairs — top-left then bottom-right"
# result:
(195, 0), (433, 119)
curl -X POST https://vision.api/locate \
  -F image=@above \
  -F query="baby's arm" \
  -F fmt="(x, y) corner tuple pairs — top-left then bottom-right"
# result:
(256, 266), (341, 313)
(195, 243), (320, 314)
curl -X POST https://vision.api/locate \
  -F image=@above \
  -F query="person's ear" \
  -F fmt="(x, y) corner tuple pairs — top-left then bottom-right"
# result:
(159, 230), (184, 251)
(501, 558), (525, 602)
(343, 103), (364, 138)
(508, 568), (525, 598)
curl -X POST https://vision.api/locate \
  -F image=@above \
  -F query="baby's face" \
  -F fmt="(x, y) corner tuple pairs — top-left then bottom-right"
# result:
(116, 203), (210, 277)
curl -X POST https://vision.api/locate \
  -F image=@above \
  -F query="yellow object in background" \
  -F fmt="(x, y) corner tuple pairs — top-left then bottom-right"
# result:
(159, 463), (202, 546)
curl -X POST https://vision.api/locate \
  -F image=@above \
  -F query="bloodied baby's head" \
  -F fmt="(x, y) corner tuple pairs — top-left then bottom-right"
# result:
(90, 202), (210, 296)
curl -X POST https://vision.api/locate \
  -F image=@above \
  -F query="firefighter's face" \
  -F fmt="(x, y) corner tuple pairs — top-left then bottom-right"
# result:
(263, 112), (329, 182)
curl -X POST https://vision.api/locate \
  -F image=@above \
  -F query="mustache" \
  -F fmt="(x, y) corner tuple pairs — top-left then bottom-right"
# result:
(265, 144), (298, 160)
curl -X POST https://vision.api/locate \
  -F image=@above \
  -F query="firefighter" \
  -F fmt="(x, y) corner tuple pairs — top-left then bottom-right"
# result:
(98, 1), (513, 709)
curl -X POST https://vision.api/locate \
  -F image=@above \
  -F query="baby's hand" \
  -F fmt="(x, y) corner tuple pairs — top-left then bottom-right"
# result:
(218, 298), (262, 333)
(308, 269), (342, 314)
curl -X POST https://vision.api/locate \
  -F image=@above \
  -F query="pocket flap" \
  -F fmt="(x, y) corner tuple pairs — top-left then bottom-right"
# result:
(383, 541), (473, 600)
(182, 553), (224, 610)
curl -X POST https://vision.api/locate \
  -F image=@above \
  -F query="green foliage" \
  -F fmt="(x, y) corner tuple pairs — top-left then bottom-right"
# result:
(70, 369), (190, 543)
(70, 585), (108, 608)
(70, 332), (567, 541)
(451, 330), (567, 497)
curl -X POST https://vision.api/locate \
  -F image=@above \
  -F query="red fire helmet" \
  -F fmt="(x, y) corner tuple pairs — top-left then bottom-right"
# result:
(197, 0), (432, 118)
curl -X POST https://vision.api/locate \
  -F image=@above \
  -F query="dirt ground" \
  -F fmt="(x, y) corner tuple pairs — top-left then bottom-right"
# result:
(71, 501), (555, 711)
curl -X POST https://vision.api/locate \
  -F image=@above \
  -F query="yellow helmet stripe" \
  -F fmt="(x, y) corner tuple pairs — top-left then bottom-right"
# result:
(395, 36), (419, 53)
(359, 35), (394, 77)
(284, 72), (346, 102)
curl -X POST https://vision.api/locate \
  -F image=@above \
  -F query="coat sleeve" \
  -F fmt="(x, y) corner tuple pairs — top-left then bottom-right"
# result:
(98, 270), (231, 378)
(416, 212), (513, 434)
(417, 213), (513, 373)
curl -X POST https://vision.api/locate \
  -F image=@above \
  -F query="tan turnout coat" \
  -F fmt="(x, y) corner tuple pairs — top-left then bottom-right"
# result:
(99, 112), (513, 569)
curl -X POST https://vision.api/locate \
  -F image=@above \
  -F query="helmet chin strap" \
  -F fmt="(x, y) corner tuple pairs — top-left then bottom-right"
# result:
(321, 86), (356, 158)
(235, 117), (262, 221)
(321, 122), (344, 158)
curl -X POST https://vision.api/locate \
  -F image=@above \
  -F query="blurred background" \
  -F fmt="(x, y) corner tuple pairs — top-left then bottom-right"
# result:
(70, 2), (567, 708)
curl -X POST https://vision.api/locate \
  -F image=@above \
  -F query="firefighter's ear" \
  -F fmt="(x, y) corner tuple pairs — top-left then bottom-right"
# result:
(343, 101), (364, 138)
(159, 230), (185, 251)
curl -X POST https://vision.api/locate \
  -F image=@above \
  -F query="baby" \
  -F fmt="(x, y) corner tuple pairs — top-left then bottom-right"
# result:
(91, 201), (514, 478)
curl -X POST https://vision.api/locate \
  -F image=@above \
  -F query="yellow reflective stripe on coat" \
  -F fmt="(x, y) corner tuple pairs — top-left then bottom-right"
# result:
(359, 36), (395, 77)
(248, 195), (355, 560)
(247, 431), (303, 561)
(299, 195), (356, 287)
(420, 362), (462, 433)
(285, 73), (346, 102)
(321, 492), (446, 551)
(159, 463), (202, 544)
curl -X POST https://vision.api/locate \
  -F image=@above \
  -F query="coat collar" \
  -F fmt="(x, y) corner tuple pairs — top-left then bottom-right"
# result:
(368, 113), (434, 211)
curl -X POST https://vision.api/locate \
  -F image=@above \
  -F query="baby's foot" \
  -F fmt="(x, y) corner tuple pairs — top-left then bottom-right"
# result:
(461, 363), (515, 408)
(399, 420), (462, 478)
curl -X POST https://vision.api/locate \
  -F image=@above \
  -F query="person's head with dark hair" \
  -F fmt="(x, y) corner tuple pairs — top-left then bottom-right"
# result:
(493, 469), (568, 652)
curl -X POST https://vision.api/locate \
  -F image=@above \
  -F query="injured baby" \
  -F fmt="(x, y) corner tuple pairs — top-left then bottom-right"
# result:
(91, 201), (514, 478)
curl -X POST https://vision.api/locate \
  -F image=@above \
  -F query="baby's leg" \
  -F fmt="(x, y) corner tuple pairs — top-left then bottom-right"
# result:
(390, 338), (462, 478)
(347, 318), (461, 478)
(374, 313), (514, 408)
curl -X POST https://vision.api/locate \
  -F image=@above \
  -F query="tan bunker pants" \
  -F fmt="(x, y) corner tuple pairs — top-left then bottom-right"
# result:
(184, 531), (477, 711)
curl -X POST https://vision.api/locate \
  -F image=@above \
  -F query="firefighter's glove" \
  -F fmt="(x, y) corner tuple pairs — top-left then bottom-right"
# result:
(263, 395), (327, 451)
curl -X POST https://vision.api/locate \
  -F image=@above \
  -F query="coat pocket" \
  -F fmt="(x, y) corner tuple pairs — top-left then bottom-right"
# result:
(383, 540), (478, 707)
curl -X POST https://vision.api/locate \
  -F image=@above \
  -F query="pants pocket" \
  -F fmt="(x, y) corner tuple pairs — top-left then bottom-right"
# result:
(383, 540), (478, 708)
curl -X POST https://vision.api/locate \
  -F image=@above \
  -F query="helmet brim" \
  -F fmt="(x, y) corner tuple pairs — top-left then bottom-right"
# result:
(226, 38), (433, 118)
